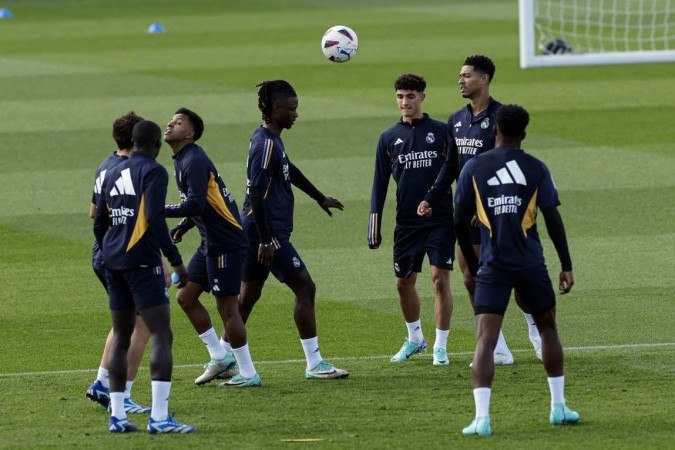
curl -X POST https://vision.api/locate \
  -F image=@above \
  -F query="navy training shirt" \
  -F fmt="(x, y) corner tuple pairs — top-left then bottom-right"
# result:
(368, 114), (455, 247)
(242, 127), (294, 240)
(94, 152), (182, 271)
(426, 98), (502, 200)
(454, 147), (561, 271)
(451, 97), (501, 171)
(91, 153), (127, 269)
(165, 143), (247, 255)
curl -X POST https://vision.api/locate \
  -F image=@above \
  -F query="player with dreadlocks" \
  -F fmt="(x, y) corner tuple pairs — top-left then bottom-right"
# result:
(239, 80), (349, 380)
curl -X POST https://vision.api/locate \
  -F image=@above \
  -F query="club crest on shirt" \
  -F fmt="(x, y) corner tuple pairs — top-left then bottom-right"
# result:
(425, 132), (435, 144)
(480, 118), (490, 129)
(292, 257), (301, 268)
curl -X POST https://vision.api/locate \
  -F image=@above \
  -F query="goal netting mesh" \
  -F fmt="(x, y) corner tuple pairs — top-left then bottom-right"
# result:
(536, 0), (673, 53)
(520, 0), (675, 67)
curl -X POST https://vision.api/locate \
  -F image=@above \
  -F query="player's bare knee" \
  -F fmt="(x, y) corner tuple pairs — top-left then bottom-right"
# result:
(112, 335), (132, 351)
(296, 279), (316, 303)
(395, 276), (414, 294)
(151, 328), (173, 347)
(175, 289), (194, 309)
(431, 275), (449, 295)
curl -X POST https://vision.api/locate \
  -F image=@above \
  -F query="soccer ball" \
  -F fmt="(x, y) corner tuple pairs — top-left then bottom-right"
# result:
(321, 25), (358, 63)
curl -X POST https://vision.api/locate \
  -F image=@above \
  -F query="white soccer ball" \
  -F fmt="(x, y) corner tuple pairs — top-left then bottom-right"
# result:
(321, 25), (358, 63)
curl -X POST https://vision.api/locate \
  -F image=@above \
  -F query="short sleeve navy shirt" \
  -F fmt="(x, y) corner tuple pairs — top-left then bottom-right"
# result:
(455, 147), (560, 270)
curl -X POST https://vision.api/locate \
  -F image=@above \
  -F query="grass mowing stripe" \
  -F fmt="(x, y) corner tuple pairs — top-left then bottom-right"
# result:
(1, 341), (673, 378)
(0, 93), (392, 133)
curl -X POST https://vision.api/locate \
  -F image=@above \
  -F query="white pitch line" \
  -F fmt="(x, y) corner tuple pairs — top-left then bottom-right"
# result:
(1, 341), (673, 379)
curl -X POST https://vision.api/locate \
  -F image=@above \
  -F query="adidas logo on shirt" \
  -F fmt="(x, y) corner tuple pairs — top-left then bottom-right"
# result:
(110, 168), (136, 196)
(94, 169), (107, 195)
(454, 121), (462, 128)
(487, 160), (527, 186)
(394, 138), (404, 145)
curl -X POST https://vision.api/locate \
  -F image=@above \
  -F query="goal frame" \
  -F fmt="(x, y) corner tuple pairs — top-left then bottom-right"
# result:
(519, 0), (675, 68)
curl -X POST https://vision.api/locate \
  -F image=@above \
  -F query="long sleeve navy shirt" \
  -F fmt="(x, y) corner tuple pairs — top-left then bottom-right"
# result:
(425, 98), (502, 203)
(368, 114), (456, 248)
(165, 143), (247, 256)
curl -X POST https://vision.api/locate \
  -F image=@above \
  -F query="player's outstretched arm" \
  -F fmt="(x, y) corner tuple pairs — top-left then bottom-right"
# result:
(318, 196), (344, 217)
(288, 163), (343, 216)
(542, 206), (574, 294)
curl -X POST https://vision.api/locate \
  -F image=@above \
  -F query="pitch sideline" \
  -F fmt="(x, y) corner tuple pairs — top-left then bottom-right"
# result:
(1, 341), (673, 378)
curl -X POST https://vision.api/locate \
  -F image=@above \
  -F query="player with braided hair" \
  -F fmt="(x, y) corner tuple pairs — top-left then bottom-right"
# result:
(239, 80), (349, 380)
(256, 79), (297, 124)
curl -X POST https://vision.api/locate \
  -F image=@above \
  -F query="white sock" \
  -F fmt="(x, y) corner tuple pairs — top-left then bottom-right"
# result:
(110, 392), (126, 419)
(199, 327), (226, 360)
(220, 337), (233, 354)
(124, 380), (133, 399)
(495, 329), (510, 355)
(548, 376), (565, 405)
(97, 366), (110, 389)
(300, 336), (323, 370)
(433, 328), (449, 350)
(524, 313), (539, 338)
(151, 380), (171, 421)
(406, 319), (424, 344)
(473, 387), (491, 417)
(233, 344), (256, 378)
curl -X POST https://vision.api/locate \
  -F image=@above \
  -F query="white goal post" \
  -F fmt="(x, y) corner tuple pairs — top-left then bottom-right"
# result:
(519, 0), (675, 68)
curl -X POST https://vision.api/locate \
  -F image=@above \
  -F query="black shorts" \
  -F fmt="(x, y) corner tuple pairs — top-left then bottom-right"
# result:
(242, 237), (307, 283)
(93, 265), (108, 291)
(106, 266), (169, 311)
(393, 224), (455, 279)
(473, 265), (556, 316)
(187, 248), (244, 297)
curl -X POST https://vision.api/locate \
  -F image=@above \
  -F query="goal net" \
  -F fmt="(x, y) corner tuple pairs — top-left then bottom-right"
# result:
(519, 0), (675, 67)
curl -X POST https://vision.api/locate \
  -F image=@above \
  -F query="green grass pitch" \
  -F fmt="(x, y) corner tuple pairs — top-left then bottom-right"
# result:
(0, 0), (673, 448)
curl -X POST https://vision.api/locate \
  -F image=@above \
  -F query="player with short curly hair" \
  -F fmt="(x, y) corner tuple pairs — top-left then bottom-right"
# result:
(419, 55), (543, 365)
(455, 104), (579, 436)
